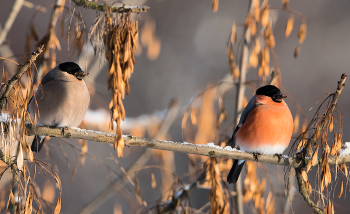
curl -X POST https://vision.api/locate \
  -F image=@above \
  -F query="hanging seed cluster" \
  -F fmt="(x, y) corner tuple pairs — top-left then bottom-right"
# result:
(104, 13), (138, 157)
(228, 0), (307, 84)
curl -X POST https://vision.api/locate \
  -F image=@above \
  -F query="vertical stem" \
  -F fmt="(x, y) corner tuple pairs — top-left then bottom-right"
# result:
(233, 1), (254, 214)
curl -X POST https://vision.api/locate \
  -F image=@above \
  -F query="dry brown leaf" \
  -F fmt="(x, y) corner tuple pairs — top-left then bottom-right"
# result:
(293, 114), (300, 135)
(258, 67), (264, 77)
(327, 198), (332, 214)
(231, 23), (237, 43)
(182, 111), (188, 130)
(212, 0), (219, 12)
(54, 197), (61, 214)
(251, 20), (256, 35)
(245, 15), (251, 29)
(329, 116), (334, 132)
(80, 140), (87, 166)
(338, 180), (343, 198)
(301, 169), (309, 182)
(261, 6), (270, 27)
(242, 96), (248, 109)
(250, 50), (258, 68)
(255, 38), (261, 53)
(285, 14), (294, 38)
(294, 44), (300, 58)
(307, 145), (319, 172)
(151, 173), (157, 189)
(339, 163), (348, 177)
(298, 23), (307, 44)
(43, 181), (55, 203)
(306, 180), (312, 194)
(190, 108), (197, 125)
(135, 178), (143, 205)
(24, 191), (32, 214)
(336, 133), (342, 154)
(268, 34), (275, 48)
(17, 145), (24, 170)
(114, 203), (122, 214)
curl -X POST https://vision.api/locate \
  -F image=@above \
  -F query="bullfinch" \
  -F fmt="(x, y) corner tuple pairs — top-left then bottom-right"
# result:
(227, 85), (293, 184)
(28, 62), (90, 152)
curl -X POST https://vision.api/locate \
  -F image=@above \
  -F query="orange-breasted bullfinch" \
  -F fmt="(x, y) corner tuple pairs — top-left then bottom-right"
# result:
(227, 85), (293, 184)
(28, 62), (90, 152)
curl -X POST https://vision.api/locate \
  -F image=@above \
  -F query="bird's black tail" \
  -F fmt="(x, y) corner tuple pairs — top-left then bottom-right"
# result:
(227, 159), (245, 184)
(31, 135), (46, 153)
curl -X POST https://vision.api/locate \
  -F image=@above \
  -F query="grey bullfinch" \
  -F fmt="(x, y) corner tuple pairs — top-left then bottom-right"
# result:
(227, 85), (293, 184)
(28, 62), (90, 152)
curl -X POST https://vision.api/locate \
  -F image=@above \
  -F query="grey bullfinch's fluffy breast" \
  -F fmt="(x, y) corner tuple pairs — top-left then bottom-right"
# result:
(29, 62), (90, 152)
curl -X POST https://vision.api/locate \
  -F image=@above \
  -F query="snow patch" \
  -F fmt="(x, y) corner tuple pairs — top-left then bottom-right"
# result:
(340, 142), (350, 157)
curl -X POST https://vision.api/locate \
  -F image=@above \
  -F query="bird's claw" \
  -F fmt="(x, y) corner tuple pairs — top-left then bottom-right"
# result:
(253, 152), (260, 161)
(274, 154), (283, 162)
(61, 127), (68, 136)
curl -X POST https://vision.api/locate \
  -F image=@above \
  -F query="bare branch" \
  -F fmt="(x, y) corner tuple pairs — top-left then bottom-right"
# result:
(0, 45), (45, 110)
(299, 73), (347, 158)
(295, 168), (324, 214)
(71, 0), (149, 13)
(15, 123), (349, 168)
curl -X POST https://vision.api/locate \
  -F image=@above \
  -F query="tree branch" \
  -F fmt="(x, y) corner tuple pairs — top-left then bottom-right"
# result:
(295, 168), (324, 214)
(296, 73), (347, 214)
(71, 0), (149, 13)
(0, 45), (45, 110)
(300, 73), (347, 158)
(16, 124), (349, 167)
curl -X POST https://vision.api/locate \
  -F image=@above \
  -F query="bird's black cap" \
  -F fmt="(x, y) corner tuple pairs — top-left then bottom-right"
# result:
(59, 62), (82, 75)
(256, 85), (286, 103)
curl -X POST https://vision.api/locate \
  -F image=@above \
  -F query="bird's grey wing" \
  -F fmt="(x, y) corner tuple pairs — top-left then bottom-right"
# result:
(238, 94), (257, 125)
(40, 69), (58, 86)
(230, 95), (257, 147)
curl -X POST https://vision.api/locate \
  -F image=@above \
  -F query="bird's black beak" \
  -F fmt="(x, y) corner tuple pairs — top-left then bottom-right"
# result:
(273, 92), (287, 103)
(74, 71), (89, 80)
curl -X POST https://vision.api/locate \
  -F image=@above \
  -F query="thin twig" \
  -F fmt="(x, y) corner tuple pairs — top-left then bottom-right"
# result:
(159, 172), (206, 214)
(0, 0), (25, 45)
(71, 0), (149, 13)
(0, 45), (44, 110)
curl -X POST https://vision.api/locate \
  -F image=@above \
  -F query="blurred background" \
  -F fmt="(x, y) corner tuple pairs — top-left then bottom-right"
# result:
(0, 0), (350, 213)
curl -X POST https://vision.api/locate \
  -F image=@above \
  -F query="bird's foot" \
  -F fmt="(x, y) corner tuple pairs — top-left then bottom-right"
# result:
(253, 152), (261, 161)
(274, 153), (283, 162)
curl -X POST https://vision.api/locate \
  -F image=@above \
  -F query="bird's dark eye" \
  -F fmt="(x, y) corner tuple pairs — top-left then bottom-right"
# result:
(272, 93), (287, 103)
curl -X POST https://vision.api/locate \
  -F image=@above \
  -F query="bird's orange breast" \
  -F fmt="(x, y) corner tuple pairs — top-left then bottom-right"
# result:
(235, 98), (293, 154)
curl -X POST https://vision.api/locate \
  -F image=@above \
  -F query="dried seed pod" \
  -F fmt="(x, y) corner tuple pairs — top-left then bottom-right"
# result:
(249, 50), (258, 68)
(261, 5), (270, 27)
(212, 0), (219, 12)
(294, 44), (300, 58)
(293, 114), (300, 134)
(338, 180), (343, 198)
(231, 23), (237, 43)
(285, 14), (294, 38)
(298, 23), (307, 44)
